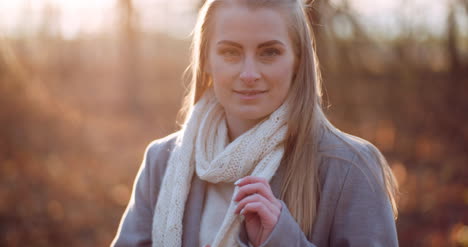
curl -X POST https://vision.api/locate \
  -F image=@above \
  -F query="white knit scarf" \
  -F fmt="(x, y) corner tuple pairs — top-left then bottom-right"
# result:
(152, 90), (288, 247)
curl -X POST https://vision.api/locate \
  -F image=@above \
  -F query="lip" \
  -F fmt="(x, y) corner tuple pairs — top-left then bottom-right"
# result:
(233, 89), (267, 100)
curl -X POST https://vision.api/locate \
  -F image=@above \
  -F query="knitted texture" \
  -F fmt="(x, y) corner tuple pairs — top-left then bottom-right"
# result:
(152, 89), (288, 247)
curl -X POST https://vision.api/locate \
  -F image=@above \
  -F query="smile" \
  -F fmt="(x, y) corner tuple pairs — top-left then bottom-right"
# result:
(233, 90), (267, 100)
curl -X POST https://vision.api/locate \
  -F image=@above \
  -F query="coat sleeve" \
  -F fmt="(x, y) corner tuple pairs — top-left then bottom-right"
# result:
(237, 159), (398, 247)
(111, 137), (173, 247)
(236, 199), (317, 247)
(329, 164), (398, 246)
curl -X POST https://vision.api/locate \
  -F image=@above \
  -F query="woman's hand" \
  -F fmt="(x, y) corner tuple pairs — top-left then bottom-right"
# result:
(234, 176), (282, 247)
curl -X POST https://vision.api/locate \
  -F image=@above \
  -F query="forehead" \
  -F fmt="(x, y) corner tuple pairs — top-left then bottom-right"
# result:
(210, 4), (291, 45)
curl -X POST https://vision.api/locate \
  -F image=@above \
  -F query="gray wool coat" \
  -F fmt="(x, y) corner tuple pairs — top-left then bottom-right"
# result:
(111, 130), (398, 247)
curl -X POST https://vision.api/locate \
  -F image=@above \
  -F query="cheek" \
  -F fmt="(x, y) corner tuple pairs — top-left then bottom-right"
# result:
(208, 55), (226, 85)
(211, 72), (232, 93)
(211, 71), (234, 106)
(265, 61), (294, 91)
(211, 65), (239, 90)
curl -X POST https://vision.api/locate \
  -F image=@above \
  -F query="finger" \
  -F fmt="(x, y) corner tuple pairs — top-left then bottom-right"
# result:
(234, 192), (280, 216)
(235, 176), (269, 188)
(240, 202), (277, 225)
(234, 182), (277, 205)
(234, 176), (280, 207)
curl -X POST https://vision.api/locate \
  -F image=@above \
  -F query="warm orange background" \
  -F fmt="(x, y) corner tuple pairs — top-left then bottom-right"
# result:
(1, 0), (467, 246)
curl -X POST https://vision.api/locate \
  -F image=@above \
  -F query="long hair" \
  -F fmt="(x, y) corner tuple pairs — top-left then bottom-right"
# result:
(179, 0), (398, 238)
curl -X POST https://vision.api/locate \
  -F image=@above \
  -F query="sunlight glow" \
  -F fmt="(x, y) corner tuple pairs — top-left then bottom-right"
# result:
(50, 0), (116, 39)
(0, 0), (458, 39)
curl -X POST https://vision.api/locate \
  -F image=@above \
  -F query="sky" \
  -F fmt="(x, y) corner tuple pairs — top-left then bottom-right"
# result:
(0, 0), (463, 40)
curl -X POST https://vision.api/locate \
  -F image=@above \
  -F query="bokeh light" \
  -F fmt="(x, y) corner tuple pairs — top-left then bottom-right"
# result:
(1, 0), (467, 246)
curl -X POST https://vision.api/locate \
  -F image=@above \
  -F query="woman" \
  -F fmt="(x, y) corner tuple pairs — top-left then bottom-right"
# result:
(112, 0), (399, 246)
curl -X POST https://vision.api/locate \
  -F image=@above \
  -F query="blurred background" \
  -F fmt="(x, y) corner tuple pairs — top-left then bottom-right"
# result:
(0, 0), (467, 246)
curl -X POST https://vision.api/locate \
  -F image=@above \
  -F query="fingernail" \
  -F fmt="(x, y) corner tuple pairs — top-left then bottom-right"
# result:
(240, 208), (245, 215)
(234, 178), (242, 185)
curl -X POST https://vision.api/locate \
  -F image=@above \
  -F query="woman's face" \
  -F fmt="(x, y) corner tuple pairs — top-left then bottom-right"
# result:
(206, 4), (296, 125)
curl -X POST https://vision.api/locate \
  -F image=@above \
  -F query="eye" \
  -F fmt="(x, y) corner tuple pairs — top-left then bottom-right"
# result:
(260, 48), (281, 57)
(218, 48), (240, 57)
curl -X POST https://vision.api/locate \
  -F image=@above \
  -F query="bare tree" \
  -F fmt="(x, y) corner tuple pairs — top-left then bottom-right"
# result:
(446, 2), (462, 74)
(118, 0), (142, 113)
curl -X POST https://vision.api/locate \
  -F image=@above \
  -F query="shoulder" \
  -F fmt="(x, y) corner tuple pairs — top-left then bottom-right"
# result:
(317, 127), (386, 190)
(315, 129), (398, 246)
(145, 131), (179, 161)
(135, 131), (179, 208)
(318, 127), (380, 163)
(142, 131), (179, 183)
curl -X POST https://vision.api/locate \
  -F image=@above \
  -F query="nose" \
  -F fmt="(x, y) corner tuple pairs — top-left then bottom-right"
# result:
(239, 56), (260, 84)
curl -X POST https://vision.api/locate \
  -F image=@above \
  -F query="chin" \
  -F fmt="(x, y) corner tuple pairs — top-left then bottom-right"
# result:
(232, 107), (270, 122)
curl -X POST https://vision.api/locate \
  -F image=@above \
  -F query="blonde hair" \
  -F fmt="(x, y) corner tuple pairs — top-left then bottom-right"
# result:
(179, 0), (398, 238)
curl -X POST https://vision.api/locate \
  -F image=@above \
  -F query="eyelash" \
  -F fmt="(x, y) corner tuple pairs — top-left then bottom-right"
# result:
(219, 49), (240, 57)
(217, 47), (282, 60)
(260, 48), (281, 57)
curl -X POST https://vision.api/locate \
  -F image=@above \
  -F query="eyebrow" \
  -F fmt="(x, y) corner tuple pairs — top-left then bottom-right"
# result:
(216, 40), (285, 48)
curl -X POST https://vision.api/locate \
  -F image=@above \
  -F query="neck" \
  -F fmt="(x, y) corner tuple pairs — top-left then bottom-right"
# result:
(226, 114), (261, 142)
